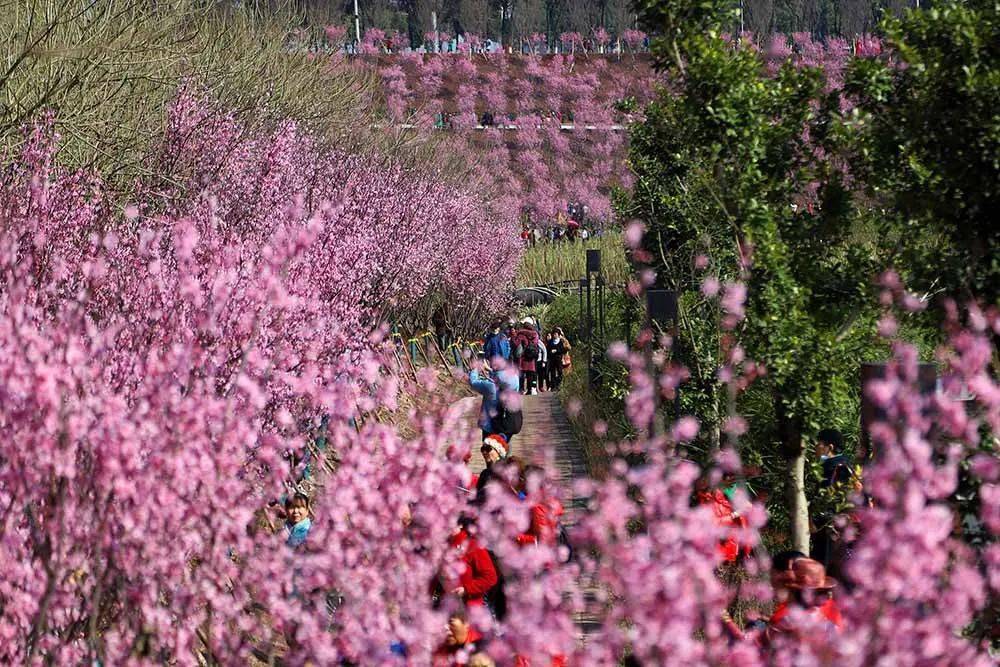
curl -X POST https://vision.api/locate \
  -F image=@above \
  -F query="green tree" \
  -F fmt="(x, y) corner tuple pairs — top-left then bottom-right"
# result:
(627, 1), (890, 551)
(845, 0), (1000, 301)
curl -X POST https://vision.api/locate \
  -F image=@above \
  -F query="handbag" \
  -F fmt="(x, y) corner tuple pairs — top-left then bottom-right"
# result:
(561, 352), (572, 368)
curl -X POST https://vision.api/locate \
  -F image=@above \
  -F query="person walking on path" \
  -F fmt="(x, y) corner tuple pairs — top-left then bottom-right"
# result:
(483, 323), (511, 364)
(474, 434), (509, 506)
(469, 358), (520, 443)
(449, 517), (499, 608)
(536, 332), (549, 392)
(546, 329), (569, 390)
(511, 318), (541, 395)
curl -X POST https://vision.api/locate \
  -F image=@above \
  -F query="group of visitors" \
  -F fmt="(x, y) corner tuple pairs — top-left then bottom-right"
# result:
(520, 203), (603, 248)
(520, 220), (598, 247)
(432, 314), (580, 665)
(256, 315), (861, 664)
(433, 450), (569, 666)
(482, 317), (572, 395)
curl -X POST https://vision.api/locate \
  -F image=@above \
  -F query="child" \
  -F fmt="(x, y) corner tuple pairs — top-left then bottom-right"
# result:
(283, 493), (312, 548)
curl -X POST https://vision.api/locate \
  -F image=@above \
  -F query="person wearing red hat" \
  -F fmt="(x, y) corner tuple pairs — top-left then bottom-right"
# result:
(474, 434), (508, 506)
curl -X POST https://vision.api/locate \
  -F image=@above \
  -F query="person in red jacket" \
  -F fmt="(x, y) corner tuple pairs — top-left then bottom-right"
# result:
(513, 463), (564, 548)
(450, 518), (498, 608)
(512, 318), (542, 395)
(433, 610), (485, 666)
(766, 557), (842, 644)
(696, 478), (747, 563)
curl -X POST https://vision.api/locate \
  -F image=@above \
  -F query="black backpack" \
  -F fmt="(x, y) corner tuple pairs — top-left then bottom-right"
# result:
(493, 389), (523, 436)
(483, 550), (507, 621)
(523, 341), (540, 362)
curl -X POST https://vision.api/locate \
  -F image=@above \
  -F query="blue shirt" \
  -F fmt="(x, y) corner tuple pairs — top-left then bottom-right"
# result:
(286, 518), (312, 548)
(469, 369), (519, 433)
(484, 333), (511, 361)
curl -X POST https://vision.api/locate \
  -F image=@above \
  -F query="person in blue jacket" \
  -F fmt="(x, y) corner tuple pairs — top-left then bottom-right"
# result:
(469, 357), (520, 444)
(483, 322), (511, 363)
(283, 493), (312, 548)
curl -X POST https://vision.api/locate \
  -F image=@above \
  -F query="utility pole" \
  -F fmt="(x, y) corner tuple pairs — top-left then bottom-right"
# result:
(739, 0), (745, 33)
(353, 0), (361, 48)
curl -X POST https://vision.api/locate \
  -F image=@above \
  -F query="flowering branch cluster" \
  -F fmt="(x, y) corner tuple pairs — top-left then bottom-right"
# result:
(360, 33), (881, 226)
(0, 88), (518, 662)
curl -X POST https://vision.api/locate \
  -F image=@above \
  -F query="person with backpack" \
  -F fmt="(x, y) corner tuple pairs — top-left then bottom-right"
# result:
(512, 317), (541, 395)
(468, 358), (521, 445)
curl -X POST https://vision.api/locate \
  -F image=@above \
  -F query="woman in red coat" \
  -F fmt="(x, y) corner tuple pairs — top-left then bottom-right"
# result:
(696, 482), (747, 563)
(449, 521), (498, 608)
(512, 318), (542, 395)
(513, 463), (564, 548)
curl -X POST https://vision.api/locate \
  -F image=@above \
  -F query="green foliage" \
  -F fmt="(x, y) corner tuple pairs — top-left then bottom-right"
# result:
(622, 0), (997, 549)
(844, 0), (1000, 299)
(625, 29), (892, 458)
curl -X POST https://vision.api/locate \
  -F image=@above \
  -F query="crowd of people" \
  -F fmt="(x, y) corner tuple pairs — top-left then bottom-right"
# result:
(520, 204), (605, 248)
(481, 317), (572, 397)
(260, 314), (859, 665)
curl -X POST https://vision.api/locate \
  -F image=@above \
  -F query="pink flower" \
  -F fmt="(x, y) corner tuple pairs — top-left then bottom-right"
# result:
(701, 276), (721, 297)
(624, 221), (645, 249)
(671, 416), (700, 442)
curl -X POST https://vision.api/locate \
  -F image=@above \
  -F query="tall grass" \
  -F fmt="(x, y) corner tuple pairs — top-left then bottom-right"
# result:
(0, 1), (375, 187)
(516, 231), (630, 287)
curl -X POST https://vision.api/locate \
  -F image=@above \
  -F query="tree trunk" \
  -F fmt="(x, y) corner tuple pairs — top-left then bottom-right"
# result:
(787, 450), (809, 553)
(775, 390), (810, 553)
(707, 389), (721, 458)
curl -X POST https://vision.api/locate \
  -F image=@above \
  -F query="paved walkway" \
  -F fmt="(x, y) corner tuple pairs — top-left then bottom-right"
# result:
(463, 390), (600, 634)
(468, 392), (586, 482)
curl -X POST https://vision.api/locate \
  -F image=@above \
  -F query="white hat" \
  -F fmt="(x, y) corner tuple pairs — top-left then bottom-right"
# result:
(521, 316), (534, 325)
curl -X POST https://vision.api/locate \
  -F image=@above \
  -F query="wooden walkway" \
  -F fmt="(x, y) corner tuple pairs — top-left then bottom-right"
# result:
(468, 392), (585, 482)
(463, 390), (601, 634)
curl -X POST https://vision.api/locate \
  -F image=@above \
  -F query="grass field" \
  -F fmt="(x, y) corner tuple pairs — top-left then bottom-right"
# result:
(516, 231), (630, 287)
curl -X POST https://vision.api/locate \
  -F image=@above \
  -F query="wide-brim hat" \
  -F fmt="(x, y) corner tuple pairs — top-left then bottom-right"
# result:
(787, 558), (838, 591)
